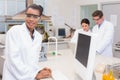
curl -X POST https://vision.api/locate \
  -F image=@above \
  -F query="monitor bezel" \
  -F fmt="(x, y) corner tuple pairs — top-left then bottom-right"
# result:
(56, 28), (66, 38)
(74, 31), (97, 80)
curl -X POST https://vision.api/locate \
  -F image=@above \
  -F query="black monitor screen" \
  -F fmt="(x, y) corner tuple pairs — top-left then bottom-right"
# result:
(75, 33), (91, 67)
(58, 28), (66, 37)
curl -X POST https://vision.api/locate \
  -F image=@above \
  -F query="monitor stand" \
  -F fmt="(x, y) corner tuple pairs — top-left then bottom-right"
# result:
(57, 36), (65, 42)
(57, 36), (64, 39)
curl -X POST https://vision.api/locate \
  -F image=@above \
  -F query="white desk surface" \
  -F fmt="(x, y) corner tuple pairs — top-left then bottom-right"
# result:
(39, 49), (75, 80)
(1, 49), (120, 80)
(39, 49), (120, 80)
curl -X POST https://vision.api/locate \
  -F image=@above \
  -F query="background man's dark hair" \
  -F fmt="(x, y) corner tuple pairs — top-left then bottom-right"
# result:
(92, 10), (103, 18)
(25, 4), (43, 16)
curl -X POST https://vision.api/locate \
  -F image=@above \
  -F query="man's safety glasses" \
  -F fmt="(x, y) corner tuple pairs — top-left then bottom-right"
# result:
(25, 13), (40, 19)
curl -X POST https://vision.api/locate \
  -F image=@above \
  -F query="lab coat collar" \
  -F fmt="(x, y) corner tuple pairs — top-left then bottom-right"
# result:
(98, 20), (105, 28)
(22, 23), (37, 41)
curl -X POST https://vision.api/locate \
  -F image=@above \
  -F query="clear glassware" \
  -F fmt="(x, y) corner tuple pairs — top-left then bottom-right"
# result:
(102, 65), (115, 80)
(112, 63), (120, 80)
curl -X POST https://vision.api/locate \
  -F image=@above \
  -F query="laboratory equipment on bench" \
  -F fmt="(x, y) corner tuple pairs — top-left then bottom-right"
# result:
(39, 43), (47, 62)
(47, 37), (58, 56)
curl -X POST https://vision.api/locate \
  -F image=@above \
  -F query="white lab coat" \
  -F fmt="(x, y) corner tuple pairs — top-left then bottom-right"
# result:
(71, 29), (91, 43)
(2, 23), (42, 80)
(92, 20), (114, 57)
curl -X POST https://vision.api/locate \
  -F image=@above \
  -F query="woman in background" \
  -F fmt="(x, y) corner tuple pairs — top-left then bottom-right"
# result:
(71, 18), (91, 43)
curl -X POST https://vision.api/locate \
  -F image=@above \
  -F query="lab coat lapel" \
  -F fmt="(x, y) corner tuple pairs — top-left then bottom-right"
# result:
(21, 23), (36, 61)
(21, 23), (34, 46)
(21, 23), (40, 53)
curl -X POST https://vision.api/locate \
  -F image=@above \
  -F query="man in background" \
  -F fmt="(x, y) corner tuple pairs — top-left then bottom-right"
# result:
(92, 10), (114, 57)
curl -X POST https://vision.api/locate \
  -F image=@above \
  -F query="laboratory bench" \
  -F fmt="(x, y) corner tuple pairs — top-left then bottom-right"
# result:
(0, 49), (120, 80)
(113, 45), (120, 58)
(42, 38), (70, 51)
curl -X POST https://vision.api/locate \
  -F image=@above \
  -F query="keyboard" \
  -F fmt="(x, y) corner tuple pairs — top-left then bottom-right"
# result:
(41, 70), (69, 80)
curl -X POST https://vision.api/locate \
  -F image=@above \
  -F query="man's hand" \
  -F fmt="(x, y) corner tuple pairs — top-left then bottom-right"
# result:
(35, 67), (52, 80)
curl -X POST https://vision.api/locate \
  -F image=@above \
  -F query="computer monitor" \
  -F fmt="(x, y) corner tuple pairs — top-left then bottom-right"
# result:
(74, 32), (97, 80)
(57, 28), (66, 38)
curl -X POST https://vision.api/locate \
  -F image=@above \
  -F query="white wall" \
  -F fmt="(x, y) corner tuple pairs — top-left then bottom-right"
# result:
(45, 0), (120, 30)
(76, 0), (120, 5)
(46, 0), (79, 29)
